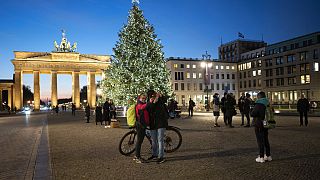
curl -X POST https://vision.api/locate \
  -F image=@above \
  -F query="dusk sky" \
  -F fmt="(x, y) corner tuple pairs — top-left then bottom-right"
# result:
(0, 0), (319, 99)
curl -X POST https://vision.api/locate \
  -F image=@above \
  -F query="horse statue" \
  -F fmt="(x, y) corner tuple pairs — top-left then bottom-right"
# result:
(54, 41), (59, 51)
(71, 42), (77, 52)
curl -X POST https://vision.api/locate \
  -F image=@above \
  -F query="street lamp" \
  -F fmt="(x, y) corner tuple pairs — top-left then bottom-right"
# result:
(201, 51), (212, 112)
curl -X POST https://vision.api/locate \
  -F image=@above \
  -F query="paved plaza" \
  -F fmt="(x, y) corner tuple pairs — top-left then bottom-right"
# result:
(0, 111), (320, 180)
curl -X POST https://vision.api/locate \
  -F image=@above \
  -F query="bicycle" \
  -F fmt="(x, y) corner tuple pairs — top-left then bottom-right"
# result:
(119, 126), (182, 156)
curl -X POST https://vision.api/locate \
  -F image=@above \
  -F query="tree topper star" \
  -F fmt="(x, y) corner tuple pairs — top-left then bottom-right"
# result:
(132, 0), (140, 4)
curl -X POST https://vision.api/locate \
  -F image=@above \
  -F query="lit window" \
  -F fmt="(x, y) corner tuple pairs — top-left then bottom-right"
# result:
(220, 66), (224, 70)
(216, 65), (219, 70)
(186, 64), (190, 68)
(174, 64), (178, 68)
(301, 75), (305, 84)
(193, 73), (196, 79)
(306, 75), (310, 83)
(315, 62), (319, 71)
(199, 73), (202, 78)
(258, 69), (262, 76)
(192, 64), (196, 68)
(186, 73), (190, 79)
(247, 62), (252, 69)
(253, 71), (257, 77)
(226, 66), (230, 69)
(232, 66), (235, 70)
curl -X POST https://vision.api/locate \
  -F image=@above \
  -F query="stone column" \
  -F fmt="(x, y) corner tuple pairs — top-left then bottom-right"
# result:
(72, 71), (80, 109)
(14, 70), (23, 110)
(8, 87), (12, 109)
(33, 71), (40, 110)
(0, 89), (2, 111)
(87, 72), (96, 108)
(51, 71), (58, 107)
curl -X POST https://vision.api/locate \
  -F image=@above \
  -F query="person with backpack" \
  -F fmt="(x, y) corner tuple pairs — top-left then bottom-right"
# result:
(148, 93), (169, 164)
(297, 94), (310, 126)
(250, 91), (272, 163)
(212, 93), (220, 127)
(188, 98), (195, 117)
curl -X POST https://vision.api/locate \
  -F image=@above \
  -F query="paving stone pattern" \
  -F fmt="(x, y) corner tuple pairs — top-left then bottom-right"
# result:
(48, 112), (320, 180)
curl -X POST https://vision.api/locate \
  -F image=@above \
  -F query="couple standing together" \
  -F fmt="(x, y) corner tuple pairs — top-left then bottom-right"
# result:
(134, 90), (169, 164)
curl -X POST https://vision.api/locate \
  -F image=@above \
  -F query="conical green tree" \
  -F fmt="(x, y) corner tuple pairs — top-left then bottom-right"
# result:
(101, 4), (172, 106)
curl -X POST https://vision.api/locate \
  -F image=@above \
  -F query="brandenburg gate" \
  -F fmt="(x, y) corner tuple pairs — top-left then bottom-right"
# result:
(11, 31), (110, 110)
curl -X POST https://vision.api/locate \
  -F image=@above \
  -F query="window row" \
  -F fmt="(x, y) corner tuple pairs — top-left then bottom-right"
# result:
(239, 79), (261, 88)
(241, 50), (265, 60)
(239, 70), (261, 79)
(174, 83), (236, 91)
(238, 60), (262, 71)
(265, 75), (310, 87)
(265, 50), (318, 67)
(174, 63), (235, 70)
(176, 72), (236, 80)
(267, 39), (314, 55)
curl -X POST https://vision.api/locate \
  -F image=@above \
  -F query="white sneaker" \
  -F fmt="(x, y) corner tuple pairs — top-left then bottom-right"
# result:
(255, 157), (265, 163)
(264, 155), (272, 162)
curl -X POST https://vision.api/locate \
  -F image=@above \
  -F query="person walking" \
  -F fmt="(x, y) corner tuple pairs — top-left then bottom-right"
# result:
(109, 100), (117, 119)
(212, 93), (220, 127)
(297, 94), (310, 126)
(71, 103), (76, 116)
(55, 105), (59, 115)
(221, 92), (228, 125)
(85, 104), (91, 123)
(251, 91), (272, 163)
(95, 104), (103, 125)
(238, 93), (246, 126)
(224, 93), (236, 128)
(243, 93), (252, 127)
(134, 94), (151, 163)
(103, 99), (111, 127)
(188, 98), (195, 117)
(148, 93), (169, 164)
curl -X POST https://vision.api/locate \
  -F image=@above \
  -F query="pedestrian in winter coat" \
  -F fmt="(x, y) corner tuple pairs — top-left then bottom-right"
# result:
(95, 105), (103, 125)
(85, 105), (91, 123)
(242, 93), (252, 127)
(250, 91), (272, 163)
(71, 103), (76, 116)
(224, 93), (236, 128)
(297, 94), (310, 126)
(221, 92), (228, 125)
(188, 98), (195, 117)
(103, 99), (111, 126)
(212, 93), (220, 127)
(238, 93), (245, 126)
(148, 93), (169, 164)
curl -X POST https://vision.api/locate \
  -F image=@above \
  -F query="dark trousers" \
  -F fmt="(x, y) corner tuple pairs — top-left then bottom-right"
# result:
(135, 125), (146, 158)
(188, 108), (193, 116)
(86, 116), (90, 123)
(223, 112), (228, 125)
(104, 111), (110, 125)
(255, 128), (270, 158)
(110, 111), (116, 119)
(299, 111), (308, 126)
(72, 110), (75, 116)
(241, 112), (250, 125)
(226, 116), (233, 126)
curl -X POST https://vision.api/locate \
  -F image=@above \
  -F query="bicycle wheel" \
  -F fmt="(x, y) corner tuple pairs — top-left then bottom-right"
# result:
(164, 126), (182, 153)
(119, 130), (136, 156)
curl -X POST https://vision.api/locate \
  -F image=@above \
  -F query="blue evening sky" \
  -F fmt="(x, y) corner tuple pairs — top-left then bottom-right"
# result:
(0, 0), (319, 99)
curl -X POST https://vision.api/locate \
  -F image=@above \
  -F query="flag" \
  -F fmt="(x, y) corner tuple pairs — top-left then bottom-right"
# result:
(238, 32), (244, 38)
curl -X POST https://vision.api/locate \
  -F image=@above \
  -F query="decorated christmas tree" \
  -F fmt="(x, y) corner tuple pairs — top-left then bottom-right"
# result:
(101, 2), (172, 106)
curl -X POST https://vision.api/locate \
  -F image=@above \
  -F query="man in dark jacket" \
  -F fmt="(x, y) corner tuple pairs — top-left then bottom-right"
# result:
(188, 98), (195, 117)
(221, 92), (228, 125)
(243, 93), (252, 127)
(103, 99), (111, 127)
(148, 93), (169, 164)
(85, 104), (90, 123)
(238, 93), (245, 126)
(250, 91), (272, 163)
(297, 94), (310, 126)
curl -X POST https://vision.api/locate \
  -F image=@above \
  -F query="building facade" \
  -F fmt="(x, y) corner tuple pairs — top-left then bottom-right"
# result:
(218, 39), (266, 62)
(166, 57), (238, 108)
(238, 32), (320, 104)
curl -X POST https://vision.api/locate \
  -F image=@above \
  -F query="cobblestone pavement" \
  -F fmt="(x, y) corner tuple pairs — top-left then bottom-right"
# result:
(0, 113), (47, 180)
(47, 111), (320, 180)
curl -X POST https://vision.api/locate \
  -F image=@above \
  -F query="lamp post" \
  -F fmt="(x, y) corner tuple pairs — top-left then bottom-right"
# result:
(201, 51), (212, 112)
